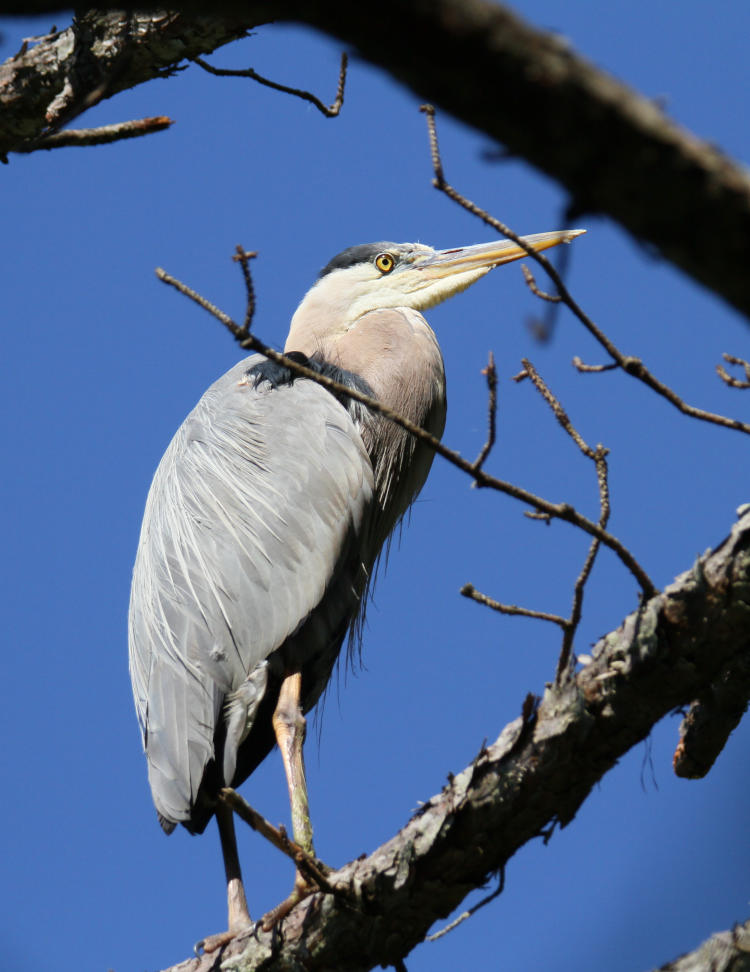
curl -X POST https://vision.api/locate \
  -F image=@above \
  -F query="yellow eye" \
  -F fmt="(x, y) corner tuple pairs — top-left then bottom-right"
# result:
(375, 252), (395, 274)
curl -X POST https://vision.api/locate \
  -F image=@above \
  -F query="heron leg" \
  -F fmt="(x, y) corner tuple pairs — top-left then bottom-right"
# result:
(261, 671), (316, 928)
(217, 800), (252, 931)
(273, 671), (315, 855)
(197, 802), (252, 954)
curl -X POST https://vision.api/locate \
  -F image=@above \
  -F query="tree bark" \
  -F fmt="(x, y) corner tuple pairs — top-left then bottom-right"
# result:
(650, 918), (750, 972)
(0, 11), (253, 157)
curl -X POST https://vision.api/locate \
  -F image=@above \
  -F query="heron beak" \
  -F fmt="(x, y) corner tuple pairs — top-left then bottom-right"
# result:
(414, 229), (586, 278)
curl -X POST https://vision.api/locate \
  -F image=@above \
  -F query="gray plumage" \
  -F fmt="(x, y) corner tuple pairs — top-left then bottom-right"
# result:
(129, 357), (385, 832)
(128, 232), (583, 935)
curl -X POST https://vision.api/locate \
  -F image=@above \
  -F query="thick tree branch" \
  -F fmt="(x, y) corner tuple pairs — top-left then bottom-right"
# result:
(650, 918), (750, 972)
(5, 2), (750, 320)
(163, 509), (750, 972)
(4, 3), (750, 318)
(0, 11), (252, 158)
(673, 652), (750, 779)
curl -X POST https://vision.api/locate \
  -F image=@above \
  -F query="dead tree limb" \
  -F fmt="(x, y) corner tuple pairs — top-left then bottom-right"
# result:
(163, 508), (750, 972)
(3, 3), (750, 319)
(0, 11), (252, 157)
(649, 917), (750, 972)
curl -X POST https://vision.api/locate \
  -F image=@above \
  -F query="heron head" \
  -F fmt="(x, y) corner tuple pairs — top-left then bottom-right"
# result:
(290, 230), (585, 335)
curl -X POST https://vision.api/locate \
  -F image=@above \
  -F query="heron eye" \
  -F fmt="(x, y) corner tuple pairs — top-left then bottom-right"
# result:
(375, 252), (395, 274)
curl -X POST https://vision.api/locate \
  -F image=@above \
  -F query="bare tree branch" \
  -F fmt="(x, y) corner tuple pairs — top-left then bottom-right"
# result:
(290, 0), (750, 323)
(4, 3), (750, 319)
(162, 509), (750, 972)
(572, 356), (620, 374)
(521, 264), (562, 304)
(12, 114), (172, 151)
(420, 105), (750, 437)
(649, 917), (750, 972)
(717, 353), (750, 390)
(460, 582), (568, 628)
(515, 359), (612, 677)
(673, 651), (750, 780)
(470, 351), (498, 472)
(0, 11), (253, 158)
(192, 50), (347, 117)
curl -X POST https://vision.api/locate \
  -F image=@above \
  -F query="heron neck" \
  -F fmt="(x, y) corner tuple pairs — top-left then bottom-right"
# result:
(286, 306), (446, 540)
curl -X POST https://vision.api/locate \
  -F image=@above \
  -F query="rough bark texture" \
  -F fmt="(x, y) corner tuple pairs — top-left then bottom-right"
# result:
(673, 652), (750, 778)
(3, 2), (750, 321)
(0, 11), (252, 157)
(651, 919), (750, 972)
(160, 510), (750, 972)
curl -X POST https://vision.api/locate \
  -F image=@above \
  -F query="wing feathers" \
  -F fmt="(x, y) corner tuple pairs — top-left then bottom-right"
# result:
(129, 356), (375, 826)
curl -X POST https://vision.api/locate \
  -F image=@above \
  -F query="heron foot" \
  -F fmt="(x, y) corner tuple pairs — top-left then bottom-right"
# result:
(260, 875), (316, 931)
(194, 921), (253, 956)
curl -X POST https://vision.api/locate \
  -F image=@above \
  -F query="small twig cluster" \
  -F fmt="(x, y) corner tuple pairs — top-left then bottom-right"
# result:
(417, 106), (749, 837)
(462, 359), (610, 679)
(418, 102), (750, 683)
(420, 104), (750, 438)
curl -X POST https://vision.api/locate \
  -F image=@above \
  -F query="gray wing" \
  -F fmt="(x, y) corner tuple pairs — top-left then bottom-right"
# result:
(128, 355), (375, 827)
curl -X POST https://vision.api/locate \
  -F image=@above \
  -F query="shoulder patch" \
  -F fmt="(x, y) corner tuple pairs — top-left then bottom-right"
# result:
(246, 352), (374, 422)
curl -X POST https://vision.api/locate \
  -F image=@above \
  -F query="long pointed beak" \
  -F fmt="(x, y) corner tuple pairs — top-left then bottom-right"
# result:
(414, 229), (585, 278)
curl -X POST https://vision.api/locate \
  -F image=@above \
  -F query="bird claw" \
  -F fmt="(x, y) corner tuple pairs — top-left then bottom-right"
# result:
(260, 879), (316, 931)
(194, 924), (251, 956)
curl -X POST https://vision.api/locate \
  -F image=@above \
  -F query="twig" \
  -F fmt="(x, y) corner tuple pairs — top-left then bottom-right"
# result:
(525, 510), (551, 522)
(521, 263), (562, 303)
(155, 258), (656, 597)
(420, 105), (750, 437)
(219, 789), (334, 892)
(526, 228), (575, 343)
(716, 352), (750, 389)
(232, 246), (258, 331)
(156, 267), (238, 331)
(427, 868), (505, 942)
(560, 440), (610, 671)
(471, 352), (498, 472)
(193, 51), (347, 117)
(516, 209), (575, 342)
(573, 356), (619, 374)
(517, 359), (611, 677)
(559, 535), (602, 678)
(461, 584), (567, 627)
(519, 358), (604, 461)
(14, 116), (172, 152)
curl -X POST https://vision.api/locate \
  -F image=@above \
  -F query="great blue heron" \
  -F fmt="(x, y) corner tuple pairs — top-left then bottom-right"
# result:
(129, 230), (583, 947)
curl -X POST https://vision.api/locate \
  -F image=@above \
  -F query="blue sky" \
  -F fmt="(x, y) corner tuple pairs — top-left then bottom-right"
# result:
(1, 4), (748, 971)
